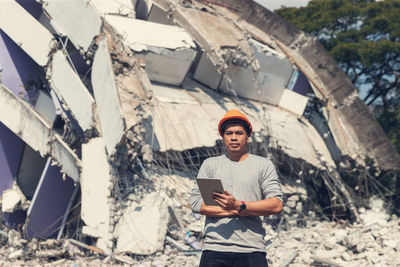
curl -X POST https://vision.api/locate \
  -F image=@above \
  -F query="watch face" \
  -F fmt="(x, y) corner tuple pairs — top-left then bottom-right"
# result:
(240, 203), (246, 210)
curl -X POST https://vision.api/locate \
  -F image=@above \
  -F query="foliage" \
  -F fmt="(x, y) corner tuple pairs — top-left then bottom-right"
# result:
(276, 0), (400, 154)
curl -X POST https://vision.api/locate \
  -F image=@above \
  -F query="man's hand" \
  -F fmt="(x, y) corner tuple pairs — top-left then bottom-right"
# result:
(210, 194), (284, 217)
(200, 202), (239, 217)
(213, 190), (240, 210)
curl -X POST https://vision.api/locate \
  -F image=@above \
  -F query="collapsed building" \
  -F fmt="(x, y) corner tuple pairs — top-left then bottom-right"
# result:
(0, 0), (399, 259)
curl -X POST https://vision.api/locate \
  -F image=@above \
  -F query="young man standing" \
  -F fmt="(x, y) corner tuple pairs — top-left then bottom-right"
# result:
(190, 109), (283, 267)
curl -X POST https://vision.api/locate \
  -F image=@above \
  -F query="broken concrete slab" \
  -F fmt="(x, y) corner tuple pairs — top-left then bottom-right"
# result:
(91, 0), (135, 17)
(102, 21), (151, 129)
(150, 78), (335, 171)
(259, 106), (336, 168)
(0, 0), (55, 66)
(106, 12), (193, 49)
(278, 89), (308, 116)
(1, 184), (25, 213)
(147, 3), (175, 25)
(91, 38), (126, 155)
(151, 80), (229, 151)
(51, 136), (81, 182)
(25, 158), (76, 239)
(81, 138), (113, 253)
(105, 15), (197, 86)
(192, 37), (298, 110)
(0, 83), (81, 181)
(42, 0), (101, 51)
(49, 51), (96, 133)
(163, 2), (252, 62)
(219, 39), (295, 106)
(114, 192), (169, 255)
(147, 1), (308, 120)
(0, 83), (51, 157)
(150, 79), (249, 151)
(139, 48), (197, 86)
(193, 52), (222, 91)
(113, 75), (145, 129)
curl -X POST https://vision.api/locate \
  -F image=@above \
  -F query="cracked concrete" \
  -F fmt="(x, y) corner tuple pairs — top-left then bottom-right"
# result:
(0, 0), (56, 66)
(41, 0), (102, 52)
(0, 83), (81, 181)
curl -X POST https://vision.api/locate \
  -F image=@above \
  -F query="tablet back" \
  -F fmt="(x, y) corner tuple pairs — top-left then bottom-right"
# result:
(196, 178), (224, 206)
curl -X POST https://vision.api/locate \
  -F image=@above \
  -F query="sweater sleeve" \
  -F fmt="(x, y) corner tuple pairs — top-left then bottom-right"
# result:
(260, 160), (283, 202)
(190, 159), (211, 213)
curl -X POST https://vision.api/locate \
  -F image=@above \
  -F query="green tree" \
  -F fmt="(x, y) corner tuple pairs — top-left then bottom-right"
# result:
(276, 0), (400, 154)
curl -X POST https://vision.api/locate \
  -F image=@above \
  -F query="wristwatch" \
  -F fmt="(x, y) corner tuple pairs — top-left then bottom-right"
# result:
(239, 201), (246, 211)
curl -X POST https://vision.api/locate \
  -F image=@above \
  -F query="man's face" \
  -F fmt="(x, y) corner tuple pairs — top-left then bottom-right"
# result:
(223, 123), (249, 155)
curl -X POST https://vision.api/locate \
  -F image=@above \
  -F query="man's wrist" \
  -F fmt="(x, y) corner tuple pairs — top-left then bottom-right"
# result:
(239, 201), (246, 211)
(234, 200), (242, 211)
(235, 200), (247, 211)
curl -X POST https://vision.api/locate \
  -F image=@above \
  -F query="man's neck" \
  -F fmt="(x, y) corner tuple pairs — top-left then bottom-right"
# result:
(227, 152), (249, 162)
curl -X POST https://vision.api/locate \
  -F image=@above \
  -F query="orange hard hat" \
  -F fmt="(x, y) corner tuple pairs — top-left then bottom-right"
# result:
(218, 109), (252, 137)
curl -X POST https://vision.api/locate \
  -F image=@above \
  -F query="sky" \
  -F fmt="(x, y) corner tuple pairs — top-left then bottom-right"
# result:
(255, 0), (310, 11)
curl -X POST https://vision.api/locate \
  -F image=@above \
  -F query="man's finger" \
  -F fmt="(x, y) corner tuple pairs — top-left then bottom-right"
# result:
(213, 192), (227, 199)
(214, 197), (227, 205)
(224, 190), (231, 196)
(214, 198), (227, 209)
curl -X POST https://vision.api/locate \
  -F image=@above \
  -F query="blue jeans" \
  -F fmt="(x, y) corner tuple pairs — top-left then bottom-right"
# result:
(199, 250), (268, 267)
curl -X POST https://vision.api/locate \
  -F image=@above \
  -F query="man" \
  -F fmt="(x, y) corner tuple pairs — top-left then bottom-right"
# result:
(190, 109), (283, 267)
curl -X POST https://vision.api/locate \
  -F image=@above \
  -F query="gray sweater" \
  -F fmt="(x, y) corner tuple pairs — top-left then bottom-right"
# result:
(190, 154), (283, 253)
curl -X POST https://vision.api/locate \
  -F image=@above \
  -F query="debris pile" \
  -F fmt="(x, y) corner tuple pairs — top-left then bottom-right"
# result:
(266, 197), (400, 266)
(0, 0), (399, 265)
(1, 179), (400, 266)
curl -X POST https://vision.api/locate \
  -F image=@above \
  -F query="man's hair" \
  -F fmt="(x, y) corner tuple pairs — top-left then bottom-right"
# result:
(220, 119), (251, 136)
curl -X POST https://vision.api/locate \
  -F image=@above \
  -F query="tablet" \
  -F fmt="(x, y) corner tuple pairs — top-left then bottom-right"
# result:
(196, 178), (224, 206)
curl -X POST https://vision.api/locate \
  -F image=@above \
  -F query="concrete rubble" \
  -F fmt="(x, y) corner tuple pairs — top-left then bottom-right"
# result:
(0, 84), (81, 181)
(0, 175), (399, 266)
(91, 38), (126, 155)
(1, 183), (28, 213)
(114, 191), (169, 255)
(81, 137), (113, 254)
(41, 0), (102, 52)
(48, 51), (96, 133)
(90, 0), (136, 18)
(0, 0), (399, 265)
(0, 0), (55, 66)
(106, 15), (197, 86)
